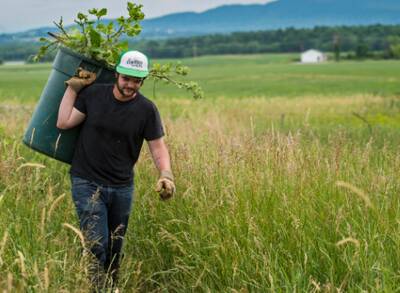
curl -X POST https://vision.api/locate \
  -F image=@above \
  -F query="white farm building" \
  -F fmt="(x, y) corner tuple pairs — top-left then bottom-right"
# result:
(301, 49), (327, 63)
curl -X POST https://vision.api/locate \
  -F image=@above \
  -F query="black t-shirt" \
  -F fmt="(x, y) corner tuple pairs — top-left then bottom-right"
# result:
(70, 84), (164, 186)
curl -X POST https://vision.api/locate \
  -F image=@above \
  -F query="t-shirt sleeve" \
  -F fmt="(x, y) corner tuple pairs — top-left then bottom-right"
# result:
(73, 86), (91, 114)
(144, 103), (164, 141)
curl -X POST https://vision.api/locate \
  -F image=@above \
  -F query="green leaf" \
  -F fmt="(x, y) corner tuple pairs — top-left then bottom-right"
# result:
(96, 23), (105, 30)
(88, 8), (98, 15)
(89, 29), (101, 47)
(126, 25), (141, 37)
(97, 8), (107, 17)
(111, 50), (120, 65)
(117, 16), (125, 26)
(116, 40), (129, 52)
(77, 12), (87, 21)
(175, 64), (189, 76)
(127, 2), (144, 20)
(151, 63), (161, 71)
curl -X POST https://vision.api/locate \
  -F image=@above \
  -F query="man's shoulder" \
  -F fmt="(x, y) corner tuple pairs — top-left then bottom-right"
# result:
(89, 83), (114, 92)
(80, 83), (113, 97)
(137, 93), (158, 110)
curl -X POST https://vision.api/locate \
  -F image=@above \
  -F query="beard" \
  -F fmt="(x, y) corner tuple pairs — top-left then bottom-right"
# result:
(116, 82), (137, 98)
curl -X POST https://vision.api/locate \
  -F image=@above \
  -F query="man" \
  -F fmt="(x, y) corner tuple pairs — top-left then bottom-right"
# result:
(57, 50), (175, 289)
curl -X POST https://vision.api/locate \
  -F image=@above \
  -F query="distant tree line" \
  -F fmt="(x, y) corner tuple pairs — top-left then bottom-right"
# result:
(132, 24), (400, 60)
(0, 42), (55, 62)
(1, 24), (400, 62)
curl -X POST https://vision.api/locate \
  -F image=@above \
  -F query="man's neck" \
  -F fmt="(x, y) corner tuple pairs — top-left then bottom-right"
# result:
(113, 85), (137, 102)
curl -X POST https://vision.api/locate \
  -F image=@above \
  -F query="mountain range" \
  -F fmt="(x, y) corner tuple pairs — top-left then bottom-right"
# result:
(140, 0), (400, 37)
(1, 0), (400, 42)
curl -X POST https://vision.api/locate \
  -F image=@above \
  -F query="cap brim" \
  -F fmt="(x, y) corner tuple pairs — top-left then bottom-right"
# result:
(116, 66), (149, 78)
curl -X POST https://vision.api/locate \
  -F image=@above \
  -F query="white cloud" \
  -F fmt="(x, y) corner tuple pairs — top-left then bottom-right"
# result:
(0, 0), (274, 33)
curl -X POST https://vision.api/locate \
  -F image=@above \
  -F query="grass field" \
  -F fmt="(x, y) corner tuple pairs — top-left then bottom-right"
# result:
(0, 54), (400, 292)
(1, 55), (400, 102)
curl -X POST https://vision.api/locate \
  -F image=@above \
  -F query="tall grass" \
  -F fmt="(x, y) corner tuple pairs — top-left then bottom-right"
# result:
(0, 93), (399, 291)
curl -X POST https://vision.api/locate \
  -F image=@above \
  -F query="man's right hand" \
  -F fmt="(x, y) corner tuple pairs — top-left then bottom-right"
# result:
(65, 67), (97, 93)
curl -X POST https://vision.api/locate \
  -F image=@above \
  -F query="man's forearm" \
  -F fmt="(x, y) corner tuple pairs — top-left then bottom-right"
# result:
(57, 86), (77, 129)
(148, 138), (173, 176)
(152, 145), (171, 172)
(149, 138), (175, 199)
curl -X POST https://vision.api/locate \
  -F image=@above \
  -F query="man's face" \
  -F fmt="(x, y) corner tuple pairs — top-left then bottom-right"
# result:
(116, 74), (144, 98)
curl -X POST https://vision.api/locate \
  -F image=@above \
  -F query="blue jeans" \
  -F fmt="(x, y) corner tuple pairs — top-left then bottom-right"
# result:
(70, 175), (134, 283)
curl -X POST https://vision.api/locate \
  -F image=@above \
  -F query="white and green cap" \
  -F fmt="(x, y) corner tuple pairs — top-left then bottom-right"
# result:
(116, 50), (149, 78)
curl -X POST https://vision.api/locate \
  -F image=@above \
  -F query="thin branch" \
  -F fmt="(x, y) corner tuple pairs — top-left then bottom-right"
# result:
(150, 73), (181, 86)
(153, 79), (158, 99)
(47, 32), (62, 42)
(110, 25), (124, 40)
(53, 18), (70, 39)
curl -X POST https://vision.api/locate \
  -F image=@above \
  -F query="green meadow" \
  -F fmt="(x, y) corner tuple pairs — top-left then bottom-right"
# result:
(0, 54), (399, 291)
(2, 54), (400, 101)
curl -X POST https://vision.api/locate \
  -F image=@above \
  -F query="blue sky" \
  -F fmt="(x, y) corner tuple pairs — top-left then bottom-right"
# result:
(1, 0), (273, 33)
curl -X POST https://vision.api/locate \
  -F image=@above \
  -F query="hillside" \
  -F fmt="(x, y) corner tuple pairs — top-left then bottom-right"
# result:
(140, 0), (400, 37)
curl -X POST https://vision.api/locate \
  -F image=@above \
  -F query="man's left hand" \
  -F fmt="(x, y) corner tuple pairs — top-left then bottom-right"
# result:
(155, 170), (175, 200)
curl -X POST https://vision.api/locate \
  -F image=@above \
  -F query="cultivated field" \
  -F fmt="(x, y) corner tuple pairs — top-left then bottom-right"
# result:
(0, 55), (399, 292)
